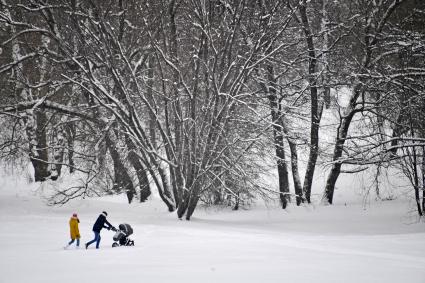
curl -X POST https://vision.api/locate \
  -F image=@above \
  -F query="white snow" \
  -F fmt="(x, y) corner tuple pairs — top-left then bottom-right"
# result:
(0, 175), (424, 283)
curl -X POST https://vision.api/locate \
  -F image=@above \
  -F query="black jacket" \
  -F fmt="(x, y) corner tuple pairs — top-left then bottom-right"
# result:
(92, 214), (112, 232)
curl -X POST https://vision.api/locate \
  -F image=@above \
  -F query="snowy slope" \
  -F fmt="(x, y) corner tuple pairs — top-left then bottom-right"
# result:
(0, 175), (424, 283)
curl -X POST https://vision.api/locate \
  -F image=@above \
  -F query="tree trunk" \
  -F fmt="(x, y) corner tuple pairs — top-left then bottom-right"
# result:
(140, 148), (176, 212)
(299, 0), (323, 204)
(167, 1), (185, 208)
(156, 161), (176, 211)
(106, 135), (136, 203)
(411, 144), (422, 216)
(27, 110), (50, 182)
(138, 170), (151, 202)
(279, 111), (303, 204)
(50, 125), (66, 181)
(6, 4), (49, 182)
(177, 181), (201, 220)
(389, 95), (408, 155)
(65, 122), (76, 173)
(267, 66), (290, 209)
(186, 194), (199, 220)
(321, 0), (331, 109)
(323, 0), (404, 204)
(422, 146), (425, 214)
(125, 136), (151, 202)
(177, 188), (190, 219)
(408, 112), (422, 216)
(287, 136), (303, 205)
(323, 102), (358, 204)
(139, 57), (155, 203)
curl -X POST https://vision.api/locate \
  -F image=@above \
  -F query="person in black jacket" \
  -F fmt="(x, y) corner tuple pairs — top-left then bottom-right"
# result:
(85, 211), (114, 249)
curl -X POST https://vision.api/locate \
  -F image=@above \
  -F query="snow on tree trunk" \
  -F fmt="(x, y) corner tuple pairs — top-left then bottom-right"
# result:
(422, 146), (425, 213)
(65, 122), (76, 174)
(4, 0), (48, 181)
(125, 136), (151, 202)
(267, 66), (290, 209)
(323, 0), (406, 204)
(321, 0), (331, 109)
(299, 0), (323, 204)
(28, 110), (50, 182)
(106, 135), (136, 204)
(50, 124), (66, 181)
(286, 136), (303, 205)
(323, 99), (358, 204)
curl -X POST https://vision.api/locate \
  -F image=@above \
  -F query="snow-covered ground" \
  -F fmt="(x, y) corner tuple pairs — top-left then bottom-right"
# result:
(0, 175), (424, 283)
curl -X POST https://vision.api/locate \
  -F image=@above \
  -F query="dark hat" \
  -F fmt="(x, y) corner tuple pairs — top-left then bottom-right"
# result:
(102, 211), (108, 216)
(72, 213), (78, 217)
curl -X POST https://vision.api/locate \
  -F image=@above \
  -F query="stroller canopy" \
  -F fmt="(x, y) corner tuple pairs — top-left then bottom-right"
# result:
(118, 223), (133, 236)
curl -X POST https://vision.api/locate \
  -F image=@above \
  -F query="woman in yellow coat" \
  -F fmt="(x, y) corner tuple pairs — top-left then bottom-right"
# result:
(64, 213), (80, 249)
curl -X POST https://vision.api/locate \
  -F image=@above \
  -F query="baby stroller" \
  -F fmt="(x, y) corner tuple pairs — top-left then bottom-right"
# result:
(112, 223), (134, 247)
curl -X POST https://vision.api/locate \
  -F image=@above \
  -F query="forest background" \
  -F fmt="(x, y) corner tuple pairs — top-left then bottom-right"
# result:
(0, 0), (424, 220)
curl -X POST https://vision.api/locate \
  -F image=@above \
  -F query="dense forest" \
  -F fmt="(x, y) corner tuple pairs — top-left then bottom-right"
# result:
(0, 0), (424, 219)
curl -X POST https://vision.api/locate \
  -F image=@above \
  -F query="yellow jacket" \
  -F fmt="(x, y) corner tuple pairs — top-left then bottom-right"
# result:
(69, 217), (80, 239)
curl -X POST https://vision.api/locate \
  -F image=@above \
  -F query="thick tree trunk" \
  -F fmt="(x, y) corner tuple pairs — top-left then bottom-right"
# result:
(156, 161), (176, 212)
(168, 0), (184, 207)
(299, 0), (323, 204)
(179, 33), (205, 218)
(6, 4), (49, 182)
(321, 0), (331, 109)
(106, 136), (136, 203)
(177, 188), (190, 219)
(287, 137), (303, 205)
(389, 99), (408, 155)
(177, 182), (200, 220)
(65, 122), (76, 173)
(323, 105), (357, 204)
(267, 66), (290, 209)
(302, 108), (322, 203)
(138, 171), (151, 202)
(27, 110), (50, 182)
(143, 57), (155, 203)
(50, 114), (70, 180)
(257, 0), (291, 206)
(141, 150), (176, 212)
(186, 191), (200, 220)
(279, 112), (303, 205)
(276, 146), (290, 209)
(50, 126), (65, 181)
(125, 136), (151, 202)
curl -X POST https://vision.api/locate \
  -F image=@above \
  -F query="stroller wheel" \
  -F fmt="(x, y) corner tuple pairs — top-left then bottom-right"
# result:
(130, 240), (134, 246)
(112, 242), (119, 248)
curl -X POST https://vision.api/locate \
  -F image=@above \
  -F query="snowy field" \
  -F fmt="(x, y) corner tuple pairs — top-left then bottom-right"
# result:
(0, 176), (424, 283)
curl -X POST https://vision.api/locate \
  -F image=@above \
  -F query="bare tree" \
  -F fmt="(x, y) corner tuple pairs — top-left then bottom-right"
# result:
(323, 0), (409, 204)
